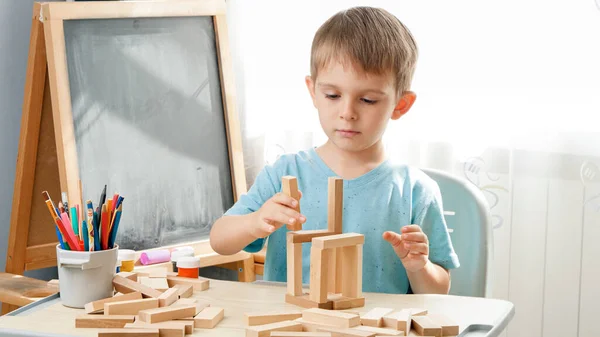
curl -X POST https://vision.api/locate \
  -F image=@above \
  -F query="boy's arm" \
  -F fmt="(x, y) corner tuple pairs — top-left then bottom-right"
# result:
(406, 260), (451, 294)
(209, 213), (258, 256)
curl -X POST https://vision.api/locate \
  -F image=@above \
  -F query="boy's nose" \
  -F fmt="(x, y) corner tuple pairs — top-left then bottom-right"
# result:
(339, 101), (358, 121)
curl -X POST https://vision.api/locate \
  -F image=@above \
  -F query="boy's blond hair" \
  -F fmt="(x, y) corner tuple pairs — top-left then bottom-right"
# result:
(310, 7), (418, 95)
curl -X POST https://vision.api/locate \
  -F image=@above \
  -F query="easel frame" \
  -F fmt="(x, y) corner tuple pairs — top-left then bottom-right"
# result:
(5, 0), (250, 313)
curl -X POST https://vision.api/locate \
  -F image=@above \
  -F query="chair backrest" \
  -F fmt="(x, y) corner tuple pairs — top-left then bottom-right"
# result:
(421, 168), (493, 298)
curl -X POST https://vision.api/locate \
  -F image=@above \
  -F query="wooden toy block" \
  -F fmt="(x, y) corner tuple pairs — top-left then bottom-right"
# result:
(382, 309), (411, 335)
(334, 247), (343, 293)
(141, 320), (194, 334)
(171, 298), (197, 306)
(302, 308), (360, 328)
(327, 177), (343, 234)
(138, 305), (196, 324)
(148, 268), (168, 278)
(282, 176), (302, 231)
(166, 276), (209, 291)
(245, 320), (303, 337)
(75, 315), (136, 328)
(287, 234), (303, 297)
(289, 230), (332, 243)
(294, 318), (337, 332)
(285, 294), (333, 310)
(157, 287), (179, 307)
(97, 329), (159, 337)
(331, 296), (365, 310)
(113, 275), (163, 298)
(271, 333), (332, 337)
(341, 244), (363, 298)
(410, 308), (427, 316)
(316, 326), (375, 337)
(117, 271), (138, 281)
(104, 298), (159, 315)
(245, 311), (303, 326)
(309, 246), (330, 304)
(139, 277), (170, 292)
(172, 284), (193, 298)
(174, 299), (210, 315)
(411, 315), (442, 337)
(327, 248), (337, 293)
(360, 308), (394, 327)
(354, 325), (403, 336)
(85, 292), (143, 314)
(125, 322), (185, 337)
(190, 306), (224, 328)
(426, 313), (459, 336)
(312, 233), (365, 250)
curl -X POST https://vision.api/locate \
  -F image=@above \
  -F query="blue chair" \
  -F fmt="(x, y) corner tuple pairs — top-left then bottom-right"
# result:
(421, 168), (493, 298)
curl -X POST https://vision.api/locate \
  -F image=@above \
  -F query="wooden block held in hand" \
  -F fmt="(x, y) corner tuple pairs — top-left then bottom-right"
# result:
(382, 309), (411, 335)
(302, 308), (360, 328)
(426, 313), (459, 336)
(104, 298), (159, 315)
(193, 306), (224, 328)
(75, 315), (135, 328)
(245, 311), (302, 326)
(139, 277), (169, 291)
(282, 176), (302, 231)
(245, 320), (303, 337)
(172, 284), (193, 298)
(97, 329), (159, 337)
(157, 287), (179, 307)
(411, 315), (442, 337)
(166, 276), (209, 291)
(113, 275), (163, 298)
(85, 292), (143, 314)
(139, 305), (196, 324)
(361, 308), (394, 327)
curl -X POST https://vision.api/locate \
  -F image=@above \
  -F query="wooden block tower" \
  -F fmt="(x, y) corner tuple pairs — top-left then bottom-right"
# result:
(282, 176), (365, 310)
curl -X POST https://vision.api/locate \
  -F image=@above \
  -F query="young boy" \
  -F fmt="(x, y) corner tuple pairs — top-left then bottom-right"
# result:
(210, 6), (459, 294)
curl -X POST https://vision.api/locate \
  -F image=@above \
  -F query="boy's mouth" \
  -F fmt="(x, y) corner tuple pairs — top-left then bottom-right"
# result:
(336, 129), (361, 138)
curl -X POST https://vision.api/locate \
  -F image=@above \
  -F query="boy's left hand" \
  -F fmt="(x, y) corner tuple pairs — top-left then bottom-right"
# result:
(383, 225), (429, 272)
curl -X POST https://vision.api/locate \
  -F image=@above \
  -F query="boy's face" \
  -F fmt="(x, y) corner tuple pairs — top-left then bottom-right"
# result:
(306, 60), (416, 154)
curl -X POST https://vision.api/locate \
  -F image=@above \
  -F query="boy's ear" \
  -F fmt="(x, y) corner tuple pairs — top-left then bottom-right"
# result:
(391, 91), (417, 120)
(305, 75), (317, 107)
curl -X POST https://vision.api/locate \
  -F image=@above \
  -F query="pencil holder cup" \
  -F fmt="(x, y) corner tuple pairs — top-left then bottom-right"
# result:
(56, 244), (118, 308)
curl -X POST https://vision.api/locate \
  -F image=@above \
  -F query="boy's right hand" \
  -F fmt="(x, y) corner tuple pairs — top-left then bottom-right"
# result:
(249, 192), (306, 238)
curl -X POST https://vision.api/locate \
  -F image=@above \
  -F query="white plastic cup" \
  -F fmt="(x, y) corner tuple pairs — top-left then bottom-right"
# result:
(56, 244), (118, 308)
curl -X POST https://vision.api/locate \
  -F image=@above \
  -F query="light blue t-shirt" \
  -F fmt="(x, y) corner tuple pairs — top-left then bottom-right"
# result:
(224, 147), (460, 294)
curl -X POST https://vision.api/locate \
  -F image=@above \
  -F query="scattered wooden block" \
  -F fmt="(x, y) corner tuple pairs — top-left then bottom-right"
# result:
(271, 332), (331, 337)
(331, 297), (365, 310)
(172, 284), (193, 298)
(139, 277), (170, 292)
(316, 326), (374, 337)
(302, 308), (360, 328)
(138, 305), (196, 324)
(166, 276), (209, 291)
(311, 233), (365, 250)
(411, 315), (442, 337)
(245, 311), (303, 326)
(175, 299), (210, 315)
(282, 176), (302, 231)
(410, 308), (428, 316)
(147, 268), (168, 278)
(193, 306), (224, 328)
(361, 308), (394, 327)
(426, 313), (459, 336)
(171, 298), (197, 306)
(294, 318), (337, 332)
(125, 321), (186, 337)
(85, 292), (143, 314)
(354, 325), (403, 336)
(245, 320), (303, 337)
(97, 329), (159, 337)
(75, 315), (135, 328)
(289, 230), (332, 243)
(285, 293), (333, 310)
(117, 271), (138, 281)
(157, 287), (179, 307)
(113, 275), (163, 298)
(382, 309), (411, 335)
(104, 298), (159, 315)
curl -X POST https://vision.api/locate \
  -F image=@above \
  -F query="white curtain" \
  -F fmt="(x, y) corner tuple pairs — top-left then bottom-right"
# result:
(226, 1), (600, 337)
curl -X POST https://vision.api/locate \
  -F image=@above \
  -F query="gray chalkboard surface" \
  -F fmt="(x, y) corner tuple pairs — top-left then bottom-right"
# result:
(63, 16), (234, 250)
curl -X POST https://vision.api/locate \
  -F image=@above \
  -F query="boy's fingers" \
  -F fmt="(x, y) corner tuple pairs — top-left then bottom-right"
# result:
(403, 242), (429, 255)
(401, 232), (428, 243)
(273, 193), (299, 209)
(401, 225), (423, 233)
(382, 231), (409, 259)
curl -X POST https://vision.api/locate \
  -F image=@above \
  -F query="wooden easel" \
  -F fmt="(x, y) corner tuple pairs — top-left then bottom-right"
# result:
(3, 1), (251, 314)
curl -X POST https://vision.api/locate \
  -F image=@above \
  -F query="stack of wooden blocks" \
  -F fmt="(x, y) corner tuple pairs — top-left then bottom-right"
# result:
(244, 306), (458, 337)
(74, 268), (224, 336)
(283, 176), (365, 310)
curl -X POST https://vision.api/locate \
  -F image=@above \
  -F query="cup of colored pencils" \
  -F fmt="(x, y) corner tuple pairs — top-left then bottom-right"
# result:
(42, 185), (124, 251)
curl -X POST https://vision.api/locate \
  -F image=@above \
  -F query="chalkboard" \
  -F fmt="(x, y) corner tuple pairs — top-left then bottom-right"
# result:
(63, 16), (234, 250)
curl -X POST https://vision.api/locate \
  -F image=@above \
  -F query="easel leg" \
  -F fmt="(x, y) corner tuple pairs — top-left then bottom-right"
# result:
(236, 255), (255, 282)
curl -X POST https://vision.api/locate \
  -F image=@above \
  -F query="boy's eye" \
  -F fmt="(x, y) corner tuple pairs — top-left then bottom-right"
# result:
(325, 94), (340, 100)
(361, 98), (377, 105)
